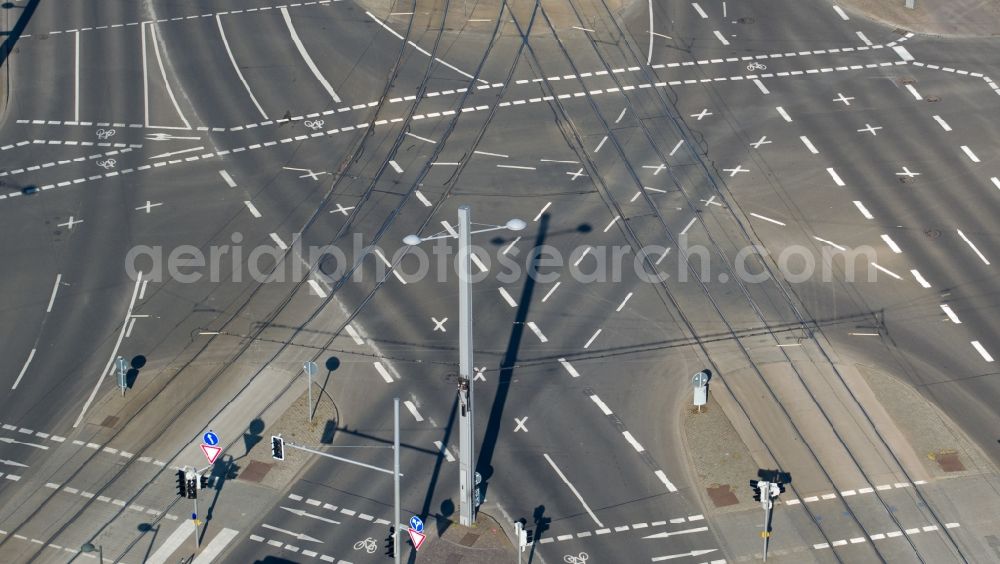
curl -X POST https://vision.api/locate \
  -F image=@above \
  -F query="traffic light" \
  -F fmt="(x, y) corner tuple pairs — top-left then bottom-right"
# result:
(271, 436), (284, 460)
(750, 479), (761, 501)
(176, 469), (187, 498)
(200, 475), (211, 490)
(186, 473), (198, 499)
(384, 526), (395, 557)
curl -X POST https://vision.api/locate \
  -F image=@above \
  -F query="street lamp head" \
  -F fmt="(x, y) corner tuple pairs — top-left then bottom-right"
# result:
(80, 543), (96, 553)
(505, 218), (527, 231)
(402, 235), (422, 246)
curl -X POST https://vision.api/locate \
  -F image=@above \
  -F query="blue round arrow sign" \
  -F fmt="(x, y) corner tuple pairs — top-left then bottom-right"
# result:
(203, 431), (219, 446)
(409, 515), (424, 533)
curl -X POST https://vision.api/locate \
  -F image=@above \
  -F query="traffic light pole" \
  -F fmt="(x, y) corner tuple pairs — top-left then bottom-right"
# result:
(457, 205), (476, 527)
(393, 398), (401, 564)
(762, 495), (771, 561)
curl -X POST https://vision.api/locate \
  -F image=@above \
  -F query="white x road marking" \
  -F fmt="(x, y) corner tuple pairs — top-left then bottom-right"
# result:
(283, 166), (329, 180)
(474, 367), (487, 382)
(330, 204), (355, 216)
(567, 168), (587, 180)
(857, 123), (883, 136)
(896, 166), (920, 177)
(432, 317), (448, 332)
(135, 201), (162, 213)
(723, 164), (749, 177)
(58, 216), (83, 229)
(690, 108), (713, 120)
(833, 93), (854, 106)
(514, 417), (529, 432)
(643, 163), (667, 175)
(750, 136), (771, 149)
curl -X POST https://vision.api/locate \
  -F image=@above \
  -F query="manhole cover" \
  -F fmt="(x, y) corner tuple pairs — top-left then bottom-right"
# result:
(737, 16), (756, 24)
(924, 229), (941, 239)
(100, 415), (119, 428)
(239, 460), (273, 483)
(901, 77), (916, 85)
(925, 96), (941, 102)
(934, 451), (965, 472)
(458, 532), (480, 547)
(707, 484), (740, 507)
(892, 27), (909, 35)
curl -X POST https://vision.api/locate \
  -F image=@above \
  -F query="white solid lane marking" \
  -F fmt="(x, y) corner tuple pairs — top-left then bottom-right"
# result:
(415, 190), (432, 206)
(74, 31), (80, 122)
(800, 136), (819, 154)
(219, 170), (237, 187)
(270, 233), (289, 250)
(893, 45), (914, 61)
(960, 145), (980, 163)
(622, 431), (645, 452)
(654, 470), (679, 492)
(559, 358), (581, 378)
(498, 287), (517, 307)
(191, 528), (240, 564)
(642, 526), (709, 539)
(971, 341), (994, 362)
(713, 30), (730, 46)
(615, 108), (627, 123)
(992, 177), (1000, 192)
(910, 269), (932, 288)
(590, 395), (613, 415)
(680, 217), (697, 235)
(146, 521), (195, 564)
(904, 84), (922, 100)
(125, 317), (137, 338)
(853, 201), (873, 219)
(244, 201), (262, 218)
(389, 160), (403, 173)
(616, 292), (633, 312)
(373, 361), (394, 383)
(753, 79), (769, 94)
(881, 234), (902, 253)
(594, 135), (608, 152)
(691, 2), (708, 18)
(574, 247), (592, 267)
(142, 22), (149, 126)
(217, 15), (268, 119)
(474, 150), (509, 158)
(46, 273), (62, 313)
(139, 279), (149, 300)
(403, 400), (423, 422)
(872, 263), (902, 280)
(957, 229), (990, 264)
(281, 7), (340, 103)
(940, 304), (961, 324)
(73, 272), (143, 428)
(345, 324), (365, 345)
(527, 322), (548, 343)
(750, 213), (785, 226)
(856, 31), (872, 46)
(814, 236), (847, 251)
(373, 249), (407, 284)
(583, 329), (601, 349)
(833, 5), (849, 20)
(604, 215), (620, 232)
(534, 202), (552, 222)
(669, 140), (684, 156)
(776, 106), (792, 122)
(541, 281), (561, 302)
(544, 453), (604, 526)
(149, 24), (192, 129)
(12, 349), (36, 390)
(405, 131), (436, 144)
(932, 115), (952, 131)
(434, 441), (456, 462)
(307, 279), (328, 298)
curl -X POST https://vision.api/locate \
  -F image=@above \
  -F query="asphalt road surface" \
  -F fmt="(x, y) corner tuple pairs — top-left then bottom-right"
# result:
(1, 0), (999, 563)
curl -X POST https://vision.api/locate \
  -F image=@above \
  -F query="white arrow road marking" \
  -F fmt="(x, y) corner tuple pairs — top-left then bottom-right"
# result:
(651, 548), (717, 561)
(149, 146), (204, 160)
(0, 459), (29, 468)
(642, 526), (709, 539)
(280, 506), (341, 525)
(0, 437), (48, 450)
(262, 523), (324, 543)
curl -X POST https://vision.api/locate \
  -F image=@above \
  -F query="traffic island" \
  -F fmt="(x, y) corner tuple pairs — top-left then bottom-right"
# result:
(416, 510), (517, 563)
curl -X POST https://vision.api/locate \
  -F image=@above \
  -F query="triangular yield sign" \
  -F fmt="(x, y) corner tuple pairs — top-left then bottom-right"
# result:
(407, 528), (426, 551)
(200, 444), (222, 464)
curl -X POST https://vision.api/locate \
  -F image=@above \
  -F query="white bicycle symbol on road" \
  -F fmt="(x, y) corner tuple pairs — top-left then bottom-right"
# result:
(304, 119), (325, 130)
(746, 61), (767, 71)
(96, 128), (116, 140)
(564, 553), (589, 564)
(354, 537), (377, 554)
(97, 159), (117, 169)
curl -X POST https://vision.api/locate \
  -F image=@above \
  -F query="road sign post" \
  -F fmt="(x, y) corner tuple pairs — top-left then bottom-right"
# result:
(692, 371), (709, 412)
(394, 398), (401, 564)
(304, 361), (318, 422)
(116, 356), (128, 397)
